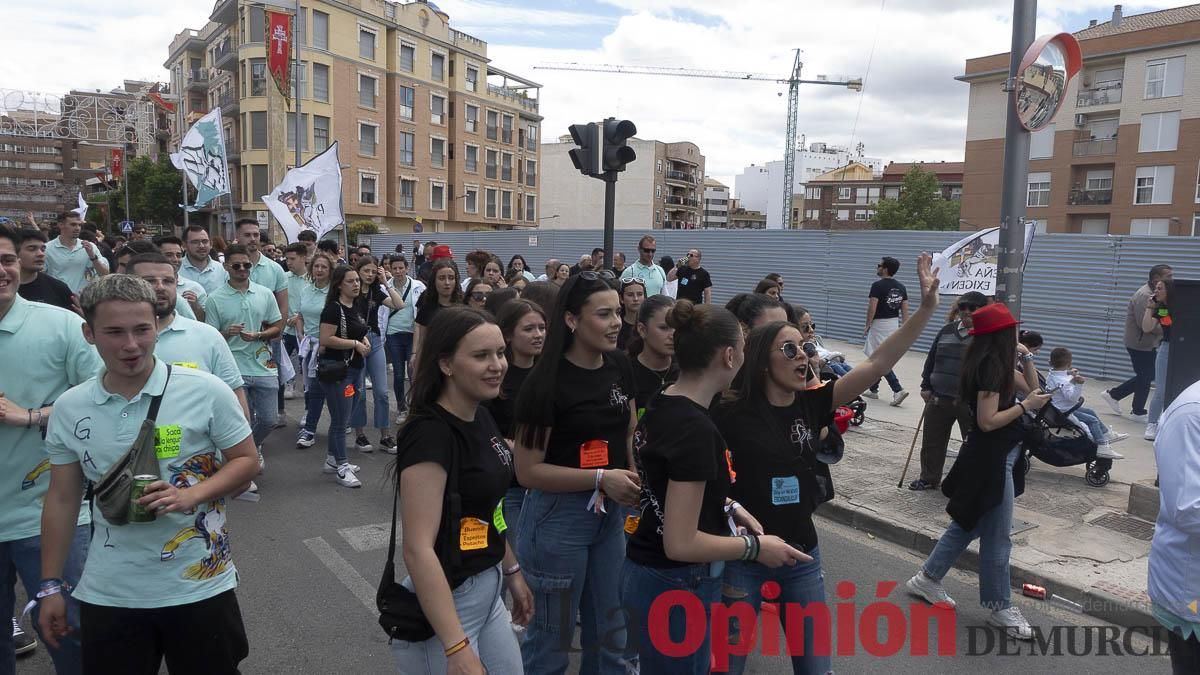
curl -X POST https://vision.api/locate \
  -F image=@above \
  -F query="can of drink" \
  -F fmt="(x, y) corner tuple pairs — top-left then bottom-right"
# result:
(129, 475), (158, 523)
(1022, 583), (1047, 600)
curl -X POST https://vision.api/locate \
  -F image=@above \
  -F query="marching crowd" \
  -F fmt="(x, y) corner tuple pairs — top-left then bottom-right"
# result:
(2, 214), (1197, 675)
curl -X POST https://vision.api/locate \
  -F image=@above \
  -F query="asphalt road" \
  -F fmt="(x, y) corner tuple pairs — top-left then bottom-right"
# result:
(17, 396), (1175, 673)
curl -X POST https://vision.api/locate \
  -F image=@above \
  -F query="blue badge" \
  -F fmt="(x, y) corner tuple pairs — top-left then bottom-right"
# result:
(771, 476), (800, 505)
(681, 278), (689, 285)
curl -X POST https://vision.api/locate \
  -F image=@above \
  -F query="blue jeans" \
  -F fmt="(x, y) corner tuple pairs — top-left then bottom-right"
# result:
(503, 487), (526, 550)
(1109, 347), (1157, 415)
(1149, 342), (1170, 424)
(922, 446), (1018, 610)
(722, 547), (830, 675)
(1, 526), (90, 675)
(301, 348), (328, 434)
(351, 332), (389, 431)
(1072, 407), (1108, 442)
(393, 565), (523, 675)
(621, 560), (722, 675)
(318, 367), (360, 464)
(385, 332), (414, 413)
(517, 489), (628, 675)
(242, 375), (278, 446)
(828, 362), (851, 377)
(870, 370), (902, 394)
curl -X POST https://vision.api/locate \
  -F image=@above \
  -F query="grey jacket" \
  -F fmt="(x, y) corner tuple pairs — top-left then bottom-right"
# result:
(1124, 284), (1163, 351)
(921, 322), (972, 400)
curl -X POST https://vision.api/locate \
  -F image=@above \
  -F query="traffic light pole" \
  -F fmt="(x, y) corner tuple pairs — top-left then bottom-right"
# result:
(603, 173), (616, 270)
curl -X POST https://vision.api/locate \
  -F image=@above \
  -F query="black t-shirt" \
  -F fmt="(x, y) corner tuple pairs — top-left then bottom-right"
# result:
(357, 283), (388, 335)
(394, 406), (513, 588)
(19, 273), (75, 311)
(675, 267), (712, 304)
(415, 299), (448, 327)
(869, 278), (907, 320)
(320, 301), (369, 368)
(631, 356), (679, 418)
(627, 394), (732, 568)
(617, 319), (636, 352)
(716, 384), (835, 552)
(485, 363), (532, 488)
(540, 351), (634, 470)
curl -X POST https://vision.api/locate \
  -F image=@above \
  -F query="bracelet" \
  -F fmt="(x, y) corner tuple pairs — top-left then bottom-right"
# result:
(724, 500), (741, 515)
(749, 535), (761, 561)
(27, 409), (33, 429)
(444, 636), (470, 657)
(503, 563), (521, 577)
(738, 534), (752, 561)
(1017, 401), (1028, 413)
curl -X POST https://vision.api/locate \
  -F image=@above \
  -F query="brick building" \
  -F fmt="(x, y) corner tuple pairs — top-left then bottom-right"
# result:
(802, 161), (964, 229)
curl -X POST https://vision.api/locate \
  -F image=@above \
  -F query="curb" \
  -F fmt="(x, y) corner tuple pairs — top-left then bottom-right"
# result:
(815, 499), (1159, 630)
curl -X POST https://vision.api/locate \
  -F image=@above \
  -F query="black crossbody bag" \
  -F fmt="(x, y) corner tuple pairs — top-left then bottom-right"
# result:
(91, 365), (172, 526)
(317, 304), (350, 383)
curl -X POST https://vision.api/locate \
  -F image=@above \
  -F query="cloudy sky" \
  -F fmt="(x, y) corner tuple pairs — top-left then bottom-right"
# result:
(2, 0), (1180, 192)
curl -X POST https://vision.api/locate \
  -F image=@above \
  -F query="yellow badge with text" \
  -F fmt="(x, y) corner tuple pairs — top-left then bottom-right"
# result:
(155, 425), (183, 459)
(171, 361), (199, 370)
(460, 517), (489, 551)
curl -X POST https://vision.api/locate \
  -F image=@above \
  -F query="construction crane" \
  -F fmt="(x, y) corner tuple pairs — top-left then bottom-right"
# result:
(535, 51), (862, 229)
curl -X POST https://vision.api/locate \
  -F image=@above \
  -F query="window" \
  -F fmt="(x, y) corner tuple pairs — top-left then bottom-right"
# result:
(465, 144), (478, 172)
(485, 188), (497, 218)
(501, 153), (512, 181)
(525, 159), (536, 187)
(1196, 162), (1200, 202)
(804, 186), (821, 200)
(465, 104), (478, 133)
(312, 11), (329, 50)
(1029, 123), (1055, 159)
(291, 62), (307, 99)
(854, 210), (871, 221)
(430, 94), (445, 125)
(1081, 218), (1109, 235)
(526, 124), (538, 152)
(884, 186), (900, 200)
(1085, 169), (1113, 191)
(655, 185), (662, 199)
(836, 209), (850, 220)
(398, 132), (414, 166)
(525, 194), (537, 221)
(250, 58), (266, 96)
(1135, 165), (1175, 204)
(1027, 219), (1048, 235)
(397, 86), (414, 121)
(486, 149), (497, 179)
(313, 63), (329, 102)
(1138, 111), (1180, 152)
(430, 137), (445, 168)
(286, 113), (309, 151)
(501, 190), (512, 219)
(501, 115), (513, 144)
(359, 123), (377, 157)
(430, 181), (445, 210)
(249, 111), (267, 149)
(359, 28), (376, 60)
(1027, 171), (1051, 207)
(950, 186), (963, 200)
(1130, 218), (1171, 236)
(359, 174), (377, 205)
(251, 165), (268, 198)
(805, 209), (820, 220)
(1144, 56), (1184, 99)
(465, 66), (478, 92)
(38, 179), (57, 188)
(400, 42), (415, 72)
(464, 186), (478, 214)
(359, 74), (377, 108)
(313, 115), (330, 151)
(399, 179), (415, 210)
(837, 187), (852, 201)
(486, 111), (498, 141)
(248, 6), (265, 43)
(431, 52), (445, 81)
(1193, 213), (1200, 236)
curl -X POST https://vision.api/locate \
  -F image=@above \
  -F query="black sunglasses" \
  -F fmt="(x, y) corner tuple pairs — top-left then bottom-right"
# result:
(229, 262), (252, 271)
(469, 292), (489, 302)
(957, 302), (983, 311)
(640, 247), (656, 254)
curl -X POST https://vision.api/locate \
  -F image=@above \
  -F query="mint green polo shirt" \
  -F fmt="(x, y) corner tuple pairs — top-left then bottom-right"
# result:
(250, 254), (287, 293)
(179, 256), (227, 295)
(45, 359), (251, 608)
(175, 292), (196, 320)
(296, 281), (329, 339)
(0, 296), (99, 542)
(177, 277), (208, 306)
(44, 237), (97, 294)
(203, 282), (283, 377)
(157, 315), (245, 391)
(283, 271), (309, 337)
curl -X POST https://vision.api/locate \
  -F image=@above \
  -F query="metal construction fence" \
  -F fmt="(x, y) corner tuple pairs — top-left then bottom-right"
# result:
(364, 229), (1200, 381)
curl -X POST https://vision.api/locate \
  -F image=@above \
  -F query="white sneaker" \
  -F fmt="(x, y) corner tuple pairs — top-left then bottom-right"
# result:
(890, 390), (910, 407)
(1095, 444), (1124, 460)
(272, 412), (288, 429)
(906, 571), (956, 608)
(324, 456), (361, 473)
(863, 390), (880, 400)
(1103, 431), (1129, 444)
(989, 606), (1033, 641)
(395, 410), (408, 426)
(1099, 390), (1122, 415)
(257, 447), (265, 472)
(1144, 423), (1158, 441)
(365, 379), (373, 391)
(335, 464), (362, 488)
(234, 481), (261, 502)
(284, 382), (296, 400)
(1128, 413), (1149, 424)
(946, 445), (960, 459)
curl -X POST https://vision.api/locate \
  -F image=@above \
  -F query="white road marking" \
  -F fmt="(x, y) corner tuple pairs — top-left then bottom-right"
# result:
(303, 536), (378, 613)
(338, 521), (393, 552)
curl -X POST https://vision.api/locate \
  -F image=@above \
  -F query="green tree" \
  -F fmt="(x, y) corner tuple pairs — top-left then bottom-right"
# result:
(102, 155), (187, 229)
(348, 219), (379, 243)
(873, 166), (961, 231)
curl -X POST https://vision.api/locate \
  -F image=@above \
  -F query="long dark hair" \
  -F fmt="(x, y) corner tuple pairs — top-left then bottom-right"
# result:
(737, 321), (793, 406)
(514, 273), (616, 449)
(521, 281), (558, 313)
(485, 287), (520, 317)
(754, 279), (780, 296)
(464, 277), (492, 304)
(324, 265), (357, 309)
(507, 254), (530, 277)
(497, 298), (546, 363)
(416, 258), (462, 315)
(726, 292), (786, 329)
(960, 328), (1018, 404)
(667, 300), (740, 373)
(627, 294), (674, 358)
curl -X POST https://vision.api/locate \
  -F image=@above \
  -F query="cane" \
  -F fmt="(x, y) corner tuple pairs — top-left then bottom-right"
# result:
(897, 406), (928, 489)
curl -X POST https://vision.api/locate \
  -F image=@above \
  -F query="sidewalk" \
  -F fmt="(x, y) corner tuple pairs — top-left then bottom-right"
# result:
(815, 337), (1159, 629)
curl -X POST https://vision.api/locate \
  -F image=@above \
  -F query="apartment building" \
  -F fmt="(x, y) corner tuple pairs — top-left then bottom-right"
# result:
(803, 161), (964, 229)
(734, 143), (884, 229)
(0, 120), (74, 223)
(960, 4), (1200, 236)
(540, 137), (705, 229)
(726, 199), (767, 229)
(702, 178), (730, 228)
(166, 0), (541, 236)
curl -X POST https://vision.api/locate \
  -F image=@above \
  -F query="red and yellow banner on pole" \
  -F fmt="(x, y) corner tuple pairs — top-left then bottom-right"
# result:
(266, 11), (293, 103)
(110, 148), (123, 179)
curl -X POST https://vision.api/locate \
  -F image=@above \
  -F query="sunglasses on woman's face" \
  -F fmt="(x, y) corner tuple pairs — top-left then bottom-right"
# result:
(957, 302), (982, 312)
(799, 322), (815, 330)
(469, 292), (489, 302)
(778, 341), (806, 360)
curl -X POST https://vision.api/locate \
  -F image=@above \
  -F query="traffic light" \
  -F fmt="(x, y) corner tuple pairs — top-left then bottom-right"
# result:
(601, 118), (637, 173)
(568, 122), (601, 177)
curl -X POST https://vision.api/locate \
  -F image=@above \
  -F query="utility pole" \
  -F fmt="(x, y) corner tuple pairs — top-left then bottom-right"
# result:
(995, 0), (1037, 317)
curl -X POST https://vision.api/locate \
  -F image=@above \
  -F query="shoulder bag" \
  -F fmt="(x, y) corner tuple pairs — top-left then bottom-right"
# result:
(92, 365), (172, 526)
(317, 304), (350, 383)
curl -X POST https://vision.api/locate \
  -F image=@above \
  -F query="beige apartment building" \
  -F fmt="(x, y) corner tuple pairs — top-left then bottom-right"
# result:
(960, 5), (1200, 236)
(166, 0), (541, 237)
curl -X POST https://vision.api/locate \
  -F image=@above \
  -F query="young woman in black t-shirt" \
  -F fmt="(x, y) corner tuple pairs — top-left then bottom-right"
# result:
(627, 295), (679, 418)
(717, 253), (942, 675)
(512, 272), (640, 675)
(412, 259), (463, 379)
(392, 307), (532, 674)
(616, 278), (644, 351)
(623, 300), (809, 673)
(350, 256), (404, 453)
(318, 265), (371, 488)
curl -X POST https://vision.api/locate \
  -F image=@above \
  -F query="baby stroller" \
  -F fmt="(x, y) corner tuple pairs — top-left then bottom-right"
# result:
(1021, 399), (1112, 487)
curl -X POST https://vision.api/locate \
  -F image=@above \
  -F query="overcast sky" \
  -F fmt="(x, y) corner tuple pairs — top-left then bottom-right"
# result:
(1, 0), (1180, 192)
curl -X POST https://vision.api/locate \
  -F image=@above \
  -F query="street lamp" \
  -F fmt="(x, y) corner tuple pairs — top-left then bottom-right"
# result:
(78, 141), (130, 228)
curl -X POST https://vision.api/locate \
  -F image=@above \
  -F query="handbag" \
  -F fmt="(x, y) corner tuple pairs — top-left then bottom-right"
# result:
(317, 304), (351, 383)
(92, 365), (172, 526)
(377, 410), (464, 642)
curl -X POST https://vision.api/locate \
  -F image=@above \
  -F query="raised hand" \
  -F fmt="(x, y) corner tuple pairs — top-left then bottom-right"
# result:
(916, 252), (940, 311)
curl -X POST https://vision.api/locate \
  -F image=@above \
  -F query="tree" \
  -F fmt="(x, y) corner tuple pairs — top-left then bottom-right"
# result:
(99, 155), (187, 230)
(873, 166), (961, 231)
(348, 219), (379, 243)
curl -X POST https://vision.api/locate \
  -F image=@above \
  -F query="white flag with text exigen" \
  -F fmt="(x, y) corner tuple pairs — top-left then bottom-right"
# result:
(262, 142), (344, 243)
(931, 223), (1036, 296)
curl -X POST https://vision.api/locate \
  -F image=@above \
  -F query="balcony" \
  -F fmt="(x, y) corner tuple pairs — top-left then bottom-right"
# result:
(1076, 83), (1122, 108)
(1073, 137), (1117, 157)
(186, 69), (209, 90)
(665, 195), (699, 207)
(211, 36), (236, 71)
(665, 170), (696, 184)
(449, 28), (487, 55)
(1067, 188), (1112, 206)
(224, 136), (239, 160)
(486, 84), (538, 113)
(216, 89), (239, 114)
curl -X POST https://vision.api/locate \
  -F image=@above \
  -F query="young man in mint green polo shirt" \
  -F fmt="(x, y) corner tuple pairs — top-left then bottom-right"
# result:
(38, 273), (258, 673)
(235, 219), (289, 431)
(43, 211), (108, 295)
(204, 245), (283, 468)
(0, 222), (97, 673)
(280, 243), (310, 404)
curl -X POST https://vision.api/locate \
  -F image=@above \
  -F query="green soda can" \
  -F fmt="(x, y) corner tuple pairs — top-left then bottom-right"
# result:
(129, 475), (158, 522)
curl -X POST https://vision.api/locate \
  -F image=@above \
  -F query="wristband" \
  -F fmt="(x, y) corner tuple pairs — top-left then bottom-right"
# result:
(444, 636), (470, 657)
(27, 409), (33, 428)
(586, 469), (607, 515)
(739, 534), (753, 561)
(1017, 401), (1028, 414)
(503, 563), (521, 577)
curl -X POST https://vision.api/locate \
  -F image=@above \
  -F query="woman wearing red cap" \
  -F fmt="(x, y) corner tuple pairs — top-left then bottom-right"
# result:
(906, 302), (1052, 641)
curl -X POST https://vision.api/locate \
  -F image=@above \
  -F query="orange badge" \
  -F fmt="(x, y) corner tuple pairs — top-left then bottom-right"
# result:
(343, 383), (356, 398)
(580, 440), (609, 469)
(725, 448), (737, 483)
(459, 517), (489, 551)
(624, 515), (640, 535)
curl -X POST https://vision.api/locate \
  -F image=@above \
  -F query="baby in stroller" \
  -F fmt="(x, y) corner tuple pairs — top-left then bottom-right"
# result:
(1045, 347), (1126, 460)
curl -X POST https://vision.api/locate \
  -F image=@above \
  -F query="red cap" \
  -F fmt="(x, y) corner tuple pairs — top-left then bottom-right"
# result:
(968, 303), (1020, 336)
(430, 244), (453, 260)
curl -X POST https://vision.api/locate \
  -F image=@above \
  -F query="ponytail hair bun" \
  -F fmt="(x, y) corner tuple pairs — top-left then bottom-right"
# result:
(666, 298), (699, 332)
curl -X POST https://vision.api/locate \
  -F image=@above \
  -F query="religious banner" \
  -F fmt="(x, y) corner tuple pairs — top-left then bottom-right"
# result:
(169, 108), (231, 208)
(266, 11), (293, 103)
(262, 141), (344, 243)
(110, 148), (123, 180)
(931, 223), (1036, 296)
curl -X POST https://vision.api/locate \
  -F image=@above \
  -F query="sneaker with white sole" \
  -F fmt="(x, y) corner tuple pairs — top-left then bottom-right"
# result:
(273, 412), (288, 429)
(335, 464), (362, 488)
(379, 436), (396, 454)
(1103, 431), (1129, 444)
(257, 447), (265, 472)
(1128, 413), (1149, 424)
(395, 410), (408, 426)
(13, 616), (36, 655)
(365, 379), (372, 390)
(906, 571), (956, 608)
(324, 456), (361, 474)
(863, 390), (880, 400)
(296, 430), (316, 448)
(234, 481), (261, 503)
(890, 390), (909, 407)
(284, 382), (296, 400)
(989, 606), (1033, 640)
(1099, 390), (1122, 415)
(1144, 423), (1158, 441)
(1095, 444), (1124, 460)
(355, 434), (374, 453)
